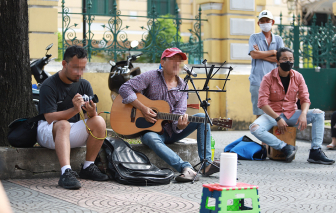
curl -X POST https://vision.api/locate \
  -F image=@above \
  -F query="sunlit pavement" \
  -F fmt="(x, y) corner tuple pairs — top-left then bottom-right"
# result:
(3, 130), (336, 213)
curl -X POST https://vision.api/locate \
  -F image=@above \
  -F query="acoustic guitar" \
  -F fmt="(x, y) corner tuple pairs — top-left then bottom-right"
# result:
(110, 93), (233, 138)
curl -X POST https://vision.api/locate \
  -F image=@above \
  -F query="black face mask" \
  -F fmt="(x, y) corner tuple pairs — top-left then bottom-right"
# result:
(279, 61), (293, 72)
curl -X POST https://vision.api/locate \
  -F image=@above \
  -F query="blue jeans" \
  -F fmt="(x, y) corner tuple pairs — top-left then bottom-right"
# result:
(250, 85), (264, 116)
(141, 113), (211, 173)
(249, 109), (325, 150)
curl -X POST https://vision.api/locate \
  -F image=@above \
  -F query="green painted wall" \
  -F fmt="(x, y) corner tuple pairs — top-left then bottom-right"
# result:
(299, 68), (336, 111)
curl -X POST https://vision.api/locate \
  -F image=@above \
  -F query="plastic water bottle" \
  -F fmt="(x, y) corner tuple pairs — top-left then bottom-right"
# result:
(211, 136), (215, 161)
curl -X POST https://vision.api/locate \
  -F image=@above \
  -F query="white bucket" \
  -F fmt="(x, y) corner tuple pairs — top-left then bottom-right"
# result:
(219, 153), (237, 186)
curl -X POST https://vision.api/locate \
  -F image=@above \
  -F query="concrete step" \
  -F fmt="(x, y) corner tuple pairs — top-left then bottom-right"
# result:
(0, 138), (198, 180)
(296, 124), (331, 144)
(0, 147), (86, 180)
(1, 126), (330, 180)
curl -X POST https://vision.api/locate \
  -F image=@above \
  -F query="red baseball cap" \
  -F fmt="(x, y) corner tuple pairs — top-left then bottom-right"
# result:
(161, 47), (187, 60)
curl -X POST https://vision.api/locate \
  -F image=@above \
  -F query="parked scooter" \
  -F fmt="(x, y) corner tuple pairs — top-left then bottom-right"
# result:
(108, 40), (142, 101)
(31, 43), (54, 108)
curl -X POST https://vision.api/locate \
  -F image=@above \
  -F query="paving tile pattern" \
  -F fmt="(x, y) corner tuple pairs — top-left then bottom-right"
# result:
(3, 131), (336, 213)
(2, 181), (96, 213)
(6, 179), (199, 213)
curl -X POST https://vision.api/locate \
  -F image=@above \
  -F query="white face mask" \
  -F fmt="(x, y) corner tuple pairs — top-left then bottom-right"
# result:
(259, 23), (272, 32)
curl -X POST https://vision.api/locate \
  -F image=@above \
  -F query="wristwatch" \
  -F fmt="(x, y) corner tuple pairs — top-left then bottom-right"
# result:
(275, 116), (281, 122)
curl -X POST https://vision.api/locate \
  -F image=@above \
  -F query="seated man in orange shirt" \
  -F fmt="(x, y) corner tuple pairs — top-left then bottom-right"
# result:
(249, 47), (334, 165)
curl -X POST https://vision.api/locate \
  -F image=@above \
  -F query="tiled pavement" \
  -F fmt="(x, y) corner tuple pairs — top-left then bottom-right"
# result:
(2, 131), (336, 213)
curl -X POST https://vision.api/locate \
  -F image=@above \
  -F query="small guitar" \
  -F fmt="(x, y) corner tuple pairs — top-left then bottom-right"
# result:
(110, 93), (233, 138)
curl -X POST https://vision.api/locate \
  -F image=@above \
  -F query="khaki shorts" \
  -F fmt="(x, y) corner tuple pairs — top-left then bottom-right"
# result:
(37, 120), (89, 149)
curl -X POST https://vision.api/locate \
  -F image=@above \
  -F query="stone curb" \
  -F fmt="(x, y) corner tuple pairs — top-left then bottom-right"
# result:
(1, 126), (330, 180)
(0, 140), (198, 180)
(296, 124), (331, 144)
(0, 147), (86, 180)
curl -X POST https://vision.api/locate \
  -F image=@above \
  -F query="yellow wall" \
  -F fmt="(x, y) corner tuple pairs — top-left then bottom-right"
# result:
(334, 2), (336, 16)
(186, 73), (254, 130)
(28, 0), (58, 59)
(198, 0), (256, 64)
(28, 0), (59, 6)
(226, 75), (255, 130)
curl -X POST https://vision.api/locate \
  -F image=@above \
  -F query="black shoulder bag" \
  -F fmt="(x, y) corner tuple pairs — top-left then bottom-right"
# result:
(7, 82), (81, 148)
(57, 81), (81, 111)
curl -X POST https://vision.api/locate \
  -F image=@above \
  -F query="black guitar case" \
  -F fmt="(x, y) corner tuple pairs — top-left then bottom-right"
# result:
(102, 136), (175, 186)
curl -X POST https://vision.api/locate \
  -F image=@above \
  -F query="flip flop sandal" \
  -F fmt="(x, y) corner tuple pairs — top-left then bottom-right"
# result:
(203, 161), (220, 177)
(175, 168), (199, 182)
(327, 143), (336, 150)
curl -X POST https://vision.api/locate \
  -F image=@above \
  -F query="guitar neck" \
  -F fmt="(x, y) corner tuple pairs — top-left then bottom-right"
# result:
(157, 112), (210, 123)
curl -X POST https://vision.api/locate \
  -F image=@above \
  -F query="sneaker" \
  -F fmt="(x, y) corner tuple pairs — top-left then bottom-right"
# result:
(281, 144), (298, 163)
(307, 148), (335, 165)
(79, 163), (109, 181)
(58, 169), (81, 189)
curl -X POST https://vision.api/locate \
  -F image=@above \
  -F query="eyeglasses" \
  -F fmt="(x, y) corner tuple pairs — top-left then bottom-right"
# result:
(279, 58), (294, 62)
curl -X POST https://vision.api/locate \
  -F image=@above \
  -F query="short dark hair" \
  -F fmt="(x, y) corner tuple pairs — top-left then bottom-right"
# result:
(63, 45), (87, 62)
(276, 47), (293, 61)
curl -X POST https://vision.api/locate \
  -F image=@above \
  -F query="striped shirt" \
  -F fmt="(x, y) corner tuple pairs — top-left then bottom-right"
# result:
(248, 32), (284, 87)
(119, 69), (188, 137)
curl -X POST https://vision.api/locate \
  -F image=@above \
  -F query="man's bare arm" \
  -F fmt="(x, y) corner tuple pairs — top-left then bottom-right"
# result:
(44, 93), (84, 124)
(44, 108), (80, 124)
(250, 49), (277, 60)
(263, 55), (278, 63)
(260, 105), (279, 119)
(261, 105), (288, 134)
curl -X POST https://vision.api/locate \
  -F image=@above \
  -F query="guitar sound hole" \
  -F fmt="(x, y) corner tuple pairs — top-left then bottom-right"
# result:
(135, 117), (155, 129)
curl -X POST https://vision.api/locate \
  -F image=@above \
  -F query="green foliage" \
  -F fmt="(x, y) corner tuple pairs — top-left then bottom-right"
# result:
(138, 14), (183, 63)
(56, 32), (63, 61)
(302, 45), (314, 68)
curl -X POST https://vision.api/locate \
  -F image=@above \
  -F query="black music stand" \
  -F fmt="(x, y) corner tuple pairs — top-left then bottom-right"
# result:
(180, 60), (233, 183)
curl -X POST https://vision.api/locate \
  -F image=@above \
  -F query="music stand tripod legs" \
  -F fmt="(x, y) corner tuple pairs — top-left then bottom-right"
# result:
(181, 62), (232, 184)
(182, 73), (219, 184)
(191, 101), (219, 183)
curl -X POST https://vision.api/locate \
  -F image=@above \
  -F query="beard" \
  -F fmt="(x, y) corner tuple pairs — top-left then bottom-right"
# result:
(67, 76), (79, 82)
(65, 67), (80, 82)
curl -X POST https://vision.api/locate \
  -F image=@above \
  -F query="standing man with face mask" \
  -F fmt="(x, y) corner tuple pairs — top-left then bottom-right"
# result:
(249, 47), (335, 165)
(249, 10), (284, 118)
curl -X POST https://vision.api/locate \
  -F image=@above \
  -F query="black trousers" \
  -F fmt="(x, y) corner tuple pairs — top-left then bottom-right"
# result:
(331, 111), (336, 138)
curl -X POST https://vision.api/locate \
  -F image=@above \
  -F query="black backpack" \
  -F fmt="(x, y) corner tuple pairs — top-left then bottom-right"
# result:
(7, 114), (45, 148)
(97, 137), (175, 186)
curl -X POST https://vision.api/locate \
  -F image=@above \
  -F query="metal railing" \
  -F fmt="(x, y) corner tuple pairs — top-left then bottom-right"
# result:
(60, 0), (206, 64)
(276, 13), (336, 69)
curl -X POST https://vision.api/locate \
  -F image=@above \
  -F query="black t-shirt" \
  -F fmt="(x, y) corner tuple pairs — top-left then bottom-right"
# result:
(38, 72), (93, 122)
(280, 75), (290, 94)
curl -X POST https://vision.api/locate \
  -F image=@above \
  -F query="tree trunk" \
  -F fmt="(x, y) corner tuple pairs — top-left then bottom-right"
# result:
(0, 0), (36, 146)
